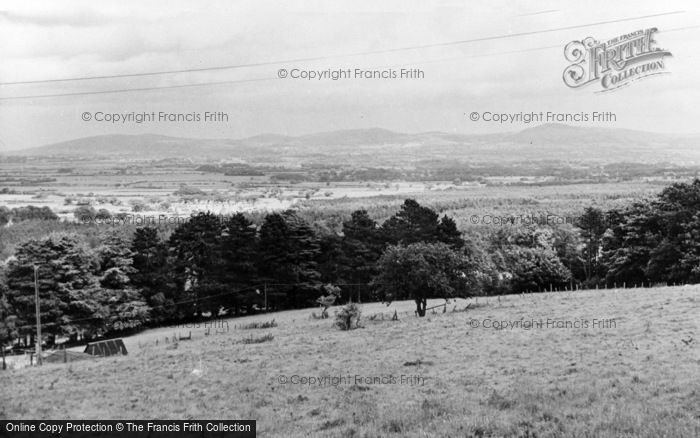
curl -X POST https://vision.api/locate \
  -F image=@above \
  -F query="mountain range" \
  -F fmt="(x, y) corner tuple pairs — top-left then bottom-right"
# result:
(5, 124), (700, 165)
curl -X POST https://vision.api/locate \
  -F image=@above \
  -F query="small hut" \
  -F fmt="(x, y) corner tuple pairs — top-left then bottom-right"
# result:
(84, 339), (128, 357)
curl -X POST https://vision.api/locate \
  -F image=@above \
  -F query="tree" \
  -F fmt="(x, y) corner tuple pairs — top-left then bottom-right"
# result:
(503, 246), (572, 293)
(460, 233), (501, 296)
(220, 213), (259, 314)
(11, 206), (58, 222)
(1, 205), (58, 225)
(5, 233), (104, 341)
(73, 205), (97, 221)
(576, 207), (607, 282)
(0, 277), (17, 347)
(601, 179), (700, 286)
(602, 202), (658, 286)
(130, 227), (175, 323)
(338, 210), (383, 300)
(379, 199), (463, 249)
(486, 226), (572, 294)
(437, 215), (464, 249)
(0, 206), (10, 226)
(372, 242), (467, 317)
(257, 212), (322, 310)
(380, 199), (440, 245)
(284, 212), (323, 308)
(257, 213), (296, 310)
(168, 212), (225, 318)
(95, 232), (149, 332)
(317, 233), (344, 287)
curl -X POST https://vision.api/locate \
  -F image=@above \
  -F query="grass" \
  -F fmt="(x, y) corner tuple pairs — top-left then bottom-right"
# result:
(240, 334), (274, 344)
(1, 287), (699, 437)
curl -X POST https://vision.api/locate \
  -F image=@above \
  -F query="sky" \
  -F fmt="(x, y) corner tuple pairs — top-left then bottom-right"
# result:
(0, 0), (698, 150)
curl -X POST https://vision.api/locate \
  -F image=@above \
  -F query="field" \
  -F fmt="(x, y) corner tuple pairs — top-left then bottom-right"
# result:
(0, 156), (672, 223)
(1, 286), (698, 437)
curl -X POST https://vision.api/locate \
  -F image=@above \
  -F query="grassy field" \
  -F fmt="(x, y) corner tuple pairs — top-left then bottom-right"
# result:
(1, 287), (698, 437)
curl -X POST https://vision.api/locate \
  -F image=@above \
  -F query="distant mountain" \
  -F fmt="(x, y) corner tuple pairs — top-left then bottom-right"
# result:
(7, 124), (700, 164)
(10, 134), (237, 159)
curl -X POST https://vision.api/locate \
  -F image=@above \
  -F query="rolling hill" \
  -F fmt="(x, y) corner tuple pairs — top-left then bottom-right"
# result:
(6, 124), (700, 164)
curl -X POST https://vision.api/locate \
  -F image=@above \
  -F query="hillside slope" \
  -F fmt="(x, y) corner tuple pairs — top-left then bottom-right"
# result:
(2, 287), (698, 437)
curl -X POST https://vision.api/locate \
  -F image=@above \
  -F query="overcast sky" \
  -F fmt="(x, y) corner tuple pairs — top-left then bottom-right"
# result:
(0, 0), (698, 150)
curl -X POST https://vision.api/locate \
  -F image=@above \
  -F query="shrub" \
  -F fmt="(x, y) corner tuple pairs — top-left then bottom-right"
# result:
(174, 184), (205, 196)
(239, 320), (277, 330)
(95, 209), (112, 220)
(73, 205), (96, 221)
(316, 283), (341, 318)
(130, 200), (148, 212)
(335, 302), (361, 331)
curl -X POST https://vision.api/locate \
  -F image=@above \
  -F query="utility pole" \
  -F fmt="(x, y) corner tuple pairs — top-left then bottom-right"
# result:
(264, 283), (268, 313)
(34, 265), (42, 366)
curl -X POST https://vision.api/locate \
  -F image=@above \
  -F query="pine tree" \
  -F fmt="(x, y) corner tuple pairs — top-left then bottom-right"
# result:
(380, 199), (439, 245)
(0, 277), (17, 346)
(5, 233), (104, 340)
(257, 212), (322, 310)
(95, 232), (149, 332)
(220, 213), (259, 314)
(379, 199), (463, 249)
(130, 227), (175, 323)
(338, 210), (382, 299)
(168, 212), (225, 318)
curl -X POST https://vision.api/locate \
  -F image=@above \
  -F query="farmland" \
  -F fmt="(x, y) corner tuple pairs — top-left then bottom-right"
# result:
(0, 154), (667, 224)
(1, 286), (698, 437)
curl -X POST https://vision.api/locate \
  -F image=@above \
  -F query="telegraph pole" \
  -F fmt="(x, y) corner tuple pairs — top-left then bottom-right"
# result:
(34, 265), (42, 366)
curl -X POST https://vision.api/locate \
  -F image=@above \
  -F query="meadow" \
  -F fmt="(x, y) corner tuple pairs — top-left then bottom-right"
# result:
(1, 286), (698, 437)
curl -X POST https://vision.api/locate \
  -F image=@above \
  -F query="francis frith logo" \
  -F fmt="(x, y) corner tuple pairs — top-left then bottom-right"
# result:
(563, 28), (672, 92)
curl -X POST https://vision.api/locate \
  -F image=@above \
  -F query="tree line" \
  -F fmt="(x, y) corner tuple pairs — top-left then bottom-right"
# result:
(3, 179), (700, 347)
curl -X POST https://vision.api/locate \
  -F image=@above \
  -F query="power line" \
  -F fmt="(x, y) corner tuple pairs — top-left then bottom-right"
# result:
(0, 77), (276, 102)
(0, 10), (685, 87)
(1, 21), (696, 102)
(0, 45), (557, 102)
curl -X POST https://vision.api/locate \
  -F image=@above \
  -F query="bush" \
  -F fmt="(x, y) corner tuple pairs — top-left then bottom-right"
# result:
(334, 302), (361, 330)
(316, 283), (341, 318)
(239, 320), (277, 329)
(95, 209), (112, 220)
(73, 205), (96, 221)
(130, 200), (148, 212)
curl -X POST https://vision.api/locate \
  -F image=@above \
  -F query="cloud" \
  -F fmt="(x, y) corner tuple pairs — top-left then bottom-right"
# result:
(0, 9), (114, 27)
